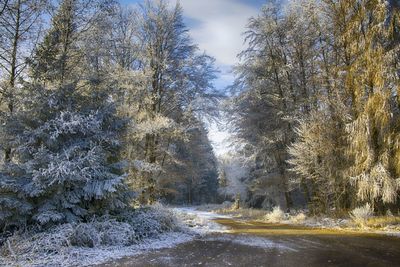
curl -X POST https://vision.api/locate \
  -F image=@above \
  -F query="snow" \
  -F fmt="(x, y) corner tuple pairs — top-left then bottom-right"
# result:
(0, 232), (194, 267)
(63, 232), (195, 267)
(173, 207), (231, 234)
(1, 231), (193, 267)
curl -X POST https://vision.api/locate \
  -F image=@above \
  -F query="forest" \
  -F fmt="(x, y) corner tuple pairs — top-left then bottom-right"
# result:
(224, 0), (400, 216)
(0, 0), (399, 266)
(0, 0), (221, 230)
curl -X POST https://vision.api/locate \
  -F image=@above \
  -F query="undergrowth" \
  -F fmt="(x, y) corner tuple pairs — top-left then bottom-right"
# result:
(0, 204), (183, 266)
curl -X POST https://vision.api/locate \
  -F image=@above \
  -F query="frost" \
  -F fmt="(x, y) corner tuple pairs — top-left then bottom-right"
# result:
(0, 206), (189, 267)
(264, 206), (286, 223)
(173, 207), (230, 234)
(349, 203), (374, 228)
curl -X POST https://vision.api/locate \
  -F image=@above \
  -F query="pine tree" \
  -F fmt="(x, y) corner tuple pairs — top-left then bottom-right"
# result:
(0, 0), (131, 228)
(31, 0), (78, 84)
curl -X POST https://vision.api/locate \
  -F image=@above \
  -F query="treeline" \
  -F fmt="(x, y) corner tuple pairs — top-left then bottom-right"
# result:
(0, 0), (219, 229)
(230, 0), (400, 214)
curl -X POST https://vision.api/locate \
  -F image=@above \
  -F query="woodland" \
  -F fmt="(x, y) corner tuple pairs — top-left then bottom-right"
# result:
(0, 1), (399, 264)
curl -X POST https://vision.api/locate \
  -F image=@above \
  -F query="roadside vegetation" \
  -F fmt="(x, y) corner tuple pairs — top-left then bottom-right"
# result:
(206, 203), (400, 236)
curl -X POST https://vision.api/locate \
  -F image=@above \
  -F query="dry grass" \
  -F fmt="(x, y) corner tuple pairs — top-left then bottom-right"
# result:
(214, 208), (400, 232)
(365, 216), (400, 229)
(215, 207), (270, 220)
(349, 204), (374, 228)
(198, 205), (400, 235)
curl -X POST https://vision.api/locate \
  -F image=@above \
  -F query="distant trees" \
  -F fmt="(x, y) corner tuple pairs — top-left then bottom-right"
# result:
(161, 119), (219, 204)
(231, 0), (400, 214)
(217, 153), (248, 204)
(0, 0), (47, 166)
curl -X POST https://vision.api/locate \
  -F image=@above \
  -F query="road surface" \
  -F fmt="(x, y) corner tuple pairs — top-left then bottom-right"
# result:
(98, 209), (400, 267)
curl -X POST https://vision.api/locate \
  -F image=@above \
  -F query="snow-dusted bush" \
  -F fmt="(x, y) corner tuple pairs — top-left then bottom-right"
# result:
(264, 206), (285, 223)
(350, 203), (374, 228)
(290, 212), (307, 223)
(69, 223), (101, 248)
(116, 205), (180, 241)
(67, 218), (139, 247)
(0, 206), (183, 266)
(0, 224), (74, 258)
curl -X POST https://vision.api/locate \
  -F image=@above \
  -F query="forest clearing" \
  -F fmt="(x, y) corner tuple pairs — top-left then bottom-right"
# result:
(0, 0), (400, 266)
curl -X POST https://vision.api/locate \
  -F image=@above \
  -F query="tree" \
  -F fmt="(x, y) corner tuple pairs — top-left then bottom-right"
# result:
(217, 153), (248, 204)
(229, 1), (322, 210)
(0, 0), (46, 164)
(0, 0), (131, 228)
(339, 0), (400, 209)
(122, 0), (218, 203)
(160, 120), (218, 204)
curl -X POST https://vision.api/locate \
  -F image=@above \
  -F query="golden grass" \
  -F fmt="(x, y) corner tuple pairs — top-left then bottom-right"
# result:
(213, 207), (400, 235)
(214, 207), (269, 220)
(365, 216), (400, 229)
(214, 218), (380, 237)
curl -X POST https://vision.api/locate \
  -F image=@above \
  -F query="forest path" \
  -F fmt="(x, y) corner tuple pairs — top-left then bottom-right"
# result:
(99, 208), (400, 267)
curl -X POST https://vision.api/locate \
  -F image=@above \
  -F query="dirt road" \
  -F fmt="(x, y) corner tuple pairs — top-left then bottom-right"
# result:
(99, 212), (400, 267)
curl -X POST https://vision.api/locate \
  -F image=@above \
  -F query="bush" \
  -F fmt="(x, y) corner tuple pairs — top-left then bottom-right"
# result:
(0, 205), (182, 265)
(290, 212), (307, 223)
(264, 206), (285, 223)
(116, 204), (180, 241)
(350, 203), (374, 228)
(68, 219), (137, 247)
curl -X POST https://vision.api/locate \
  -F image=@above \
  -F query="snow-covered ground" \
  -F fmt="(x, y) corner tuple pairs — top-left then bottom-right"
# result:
(33, 232), (195, 267)
(173, 207), (231, 234)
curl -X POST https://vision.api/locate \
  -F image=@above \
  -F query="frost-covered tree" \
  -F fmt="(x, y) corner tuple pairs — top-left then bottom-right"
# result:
(229, 0), (323, 210)
(288, 108), (351, 214)
(0, 0), (47, 164)
(0, 0), (131, 228)
(217, 153), (248, 204)
(231, 0), (400, 214)
(339, 0), (400, 208)
(120, 0), (218, 203)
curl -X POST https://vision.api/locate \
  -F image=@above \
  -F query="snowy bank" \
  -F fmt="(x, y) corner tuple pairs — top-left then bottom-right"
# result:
(0, 205), (192, 267)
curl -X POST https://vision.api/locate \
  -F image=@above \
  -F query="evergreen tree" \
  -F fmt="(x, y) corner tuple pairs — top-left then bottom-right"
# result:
(0, 0), (131, 228)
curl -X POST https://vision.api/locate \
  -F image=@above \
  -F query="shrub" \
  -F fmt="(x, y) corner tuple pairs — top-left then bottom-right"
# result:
(264, 206), (285, 223)
(0, 205), (182, 264)
(290, 212), (307, 223)
(69, 223), (101, 248)
(349, 203), (374, 228)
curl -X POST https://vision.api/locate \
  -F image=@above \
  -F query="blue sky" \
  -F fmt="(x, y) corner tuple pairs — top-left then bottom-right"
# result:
(121, 0), (266, 91)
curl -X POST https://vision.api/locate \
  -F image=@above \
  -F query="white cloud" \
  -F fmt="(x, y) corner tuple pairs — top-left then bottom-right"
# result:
(175, 0), (259, 67)
(166, 0), (260, 153)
